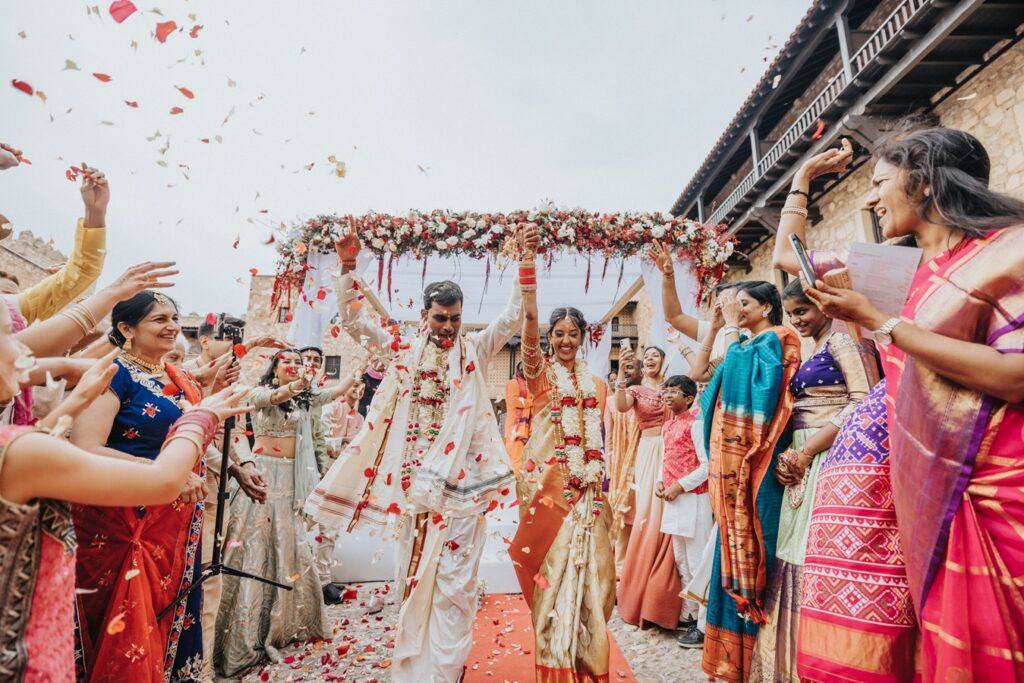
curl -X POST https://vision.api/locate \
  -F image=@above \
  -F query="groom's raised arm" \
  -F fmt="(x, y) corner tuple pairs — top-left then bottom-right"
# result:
(332, 233), (394, 359)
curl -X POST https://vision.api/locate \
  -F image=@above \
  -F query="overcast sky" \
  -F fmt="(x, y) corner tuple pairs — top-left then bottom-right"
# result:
(2, 0), (812, 315)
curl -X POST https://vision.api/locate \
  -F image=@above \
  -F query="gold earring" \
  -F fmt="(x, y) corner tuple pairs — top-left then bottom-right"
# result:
(123, 337), (133, 352)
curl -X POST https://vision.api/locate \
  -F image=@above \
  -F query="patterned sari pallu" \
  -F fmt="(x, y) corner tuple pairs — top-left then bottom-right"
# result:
(882, 228), (1024, 681)
(700, 327), (799, 683)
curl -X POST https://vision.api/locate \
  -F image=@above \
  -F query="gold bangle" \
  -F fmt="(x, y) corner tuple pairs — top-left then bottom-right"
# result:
(781, 207), (808, 219)
(60, 310), (91, 336)
(71, 303), (98, 330)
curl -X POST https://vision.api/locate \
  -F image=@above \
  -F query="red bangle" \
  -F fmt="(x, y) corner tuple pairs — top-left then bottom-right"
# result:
(164, 409), (220, 453)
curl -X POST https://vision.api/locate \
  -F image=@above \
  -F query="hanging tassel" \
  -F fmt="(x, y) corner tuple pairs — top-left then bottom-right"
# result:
(421, 256), (428, 290)
(377, 254), (385, 292)
(601, 256), (609, 282)
(584, 256), (592, 293)
(387, 253), (394, 303)
(484, 256), (491, 295)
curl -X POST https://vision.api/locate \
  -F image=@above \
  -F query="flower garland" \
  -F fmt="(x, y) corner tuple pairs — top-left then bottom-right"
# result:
(398, 343), (451, 498)
(548, 358), (605, 513)
(272, 205), (735, 308)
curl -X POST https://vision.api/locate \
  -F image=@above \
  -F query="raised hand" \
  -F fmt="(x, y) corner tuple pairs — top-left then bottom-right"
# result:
(796, 138), (854, 183)
(335, 229), (361, 265)
(78, 163), (109, 228)
(244, 335), (288, 352)
(649, 240), (675, 277)
(0, 142), (23, 170)
(107, 262), (178, 300)
(192, 383), (253, 422)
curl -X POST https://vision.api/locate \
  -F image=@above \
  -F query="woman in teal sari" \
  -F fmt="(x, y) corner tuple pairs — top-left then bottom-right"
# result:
(688, 280), (801, 683)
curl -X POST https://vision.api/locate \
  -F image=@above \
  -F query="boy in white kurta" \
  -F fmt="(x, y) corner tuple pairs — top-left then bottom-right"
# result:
(656, 375), (713, 648)
(305, 228), (537, 682)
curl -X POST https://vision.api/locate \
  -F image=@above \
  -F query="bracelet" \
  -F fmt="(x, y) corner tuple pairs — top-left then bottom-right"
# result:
(237, 459), (255, 468)
(60, 309), (91, 336)
(780, 206), (809, 219)
(788, 189), (810, 200)
(165, 409), (220, 454)
(73, 303), (98, 330)
(700, 345), (712, 353)
(722, 326), (740, 336)
(164, 433), (206, 461)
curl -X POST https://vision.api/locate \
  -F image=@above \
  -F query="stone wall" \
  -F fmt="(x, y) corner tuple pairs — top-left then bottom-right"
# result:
(934, 39), (1024, 196)
(241, 275), (369, 384)
(0, 230), (71, 291)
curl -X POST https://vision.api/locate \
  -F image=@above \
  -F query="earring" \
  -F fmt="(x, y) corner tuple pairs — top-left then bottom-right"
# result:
(123, 337), (133, 352)
(762, 310), (769, 318)
(272, 377), (280, 387)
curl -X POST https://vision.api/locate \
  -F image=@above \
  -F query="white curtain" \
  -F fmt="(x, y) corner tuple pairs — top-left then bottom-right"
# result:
(639, 258), (702, 376)
(581, 321), (612, 379)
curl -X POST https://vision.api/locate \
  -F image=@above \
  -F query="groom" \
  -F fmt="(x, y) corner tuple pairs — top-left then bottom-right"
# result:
(305, 225), (538, 682)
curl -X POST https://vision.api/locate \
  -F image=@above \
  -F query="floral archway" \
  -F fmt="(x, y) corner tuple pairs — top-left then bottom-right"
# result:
(271, 206), (733, 309)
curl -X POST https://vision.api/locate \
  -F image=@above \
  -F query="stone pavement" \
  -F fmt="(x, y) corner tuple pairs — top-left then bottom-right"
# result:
(215, 581), (707, 682)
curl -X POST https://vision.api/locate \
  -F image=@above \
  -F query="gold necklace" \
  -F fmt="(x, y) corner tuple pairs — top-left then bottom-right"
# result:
(119, 350), (164, 375)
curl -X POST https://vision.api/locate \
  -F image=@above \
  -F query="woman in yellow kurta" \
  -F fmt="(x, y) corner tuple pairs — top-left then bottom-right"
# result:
(510, 242), (615, 683)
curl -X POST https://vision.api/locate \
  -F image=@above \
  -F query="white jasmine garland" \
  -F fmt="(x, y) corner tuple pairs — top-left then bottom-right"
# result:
(549, 358), (604, 486)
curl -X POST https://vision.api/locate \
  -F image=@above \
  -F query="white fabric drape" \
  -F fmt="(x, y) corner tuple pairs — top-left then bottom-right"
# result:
(640, 257), (702, 376)
(581, 321), (612, 378)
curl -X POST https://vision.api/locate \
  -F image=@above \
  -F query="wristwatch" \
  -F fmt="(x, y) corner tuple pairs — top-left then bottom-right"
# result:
(873, 317), (902, 346)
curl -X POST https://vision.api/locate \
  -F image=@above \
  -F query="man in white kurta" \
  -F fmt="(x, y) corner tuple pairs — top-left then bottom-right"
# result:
(305, 246), (528, 682)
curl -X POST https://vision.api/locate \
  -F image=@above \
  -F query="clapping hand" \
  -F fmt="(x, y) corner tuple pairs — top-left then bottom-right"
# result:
(335, 229), (361, 265)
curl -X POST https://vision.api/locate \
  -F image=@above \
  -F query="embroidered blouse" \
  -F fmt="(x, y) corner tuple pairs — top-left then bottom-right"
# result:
(107, 359), (186, 459)
(249, 387), (333, 438)
(626, 384), (668, 431)
(790, 332), (878, 431)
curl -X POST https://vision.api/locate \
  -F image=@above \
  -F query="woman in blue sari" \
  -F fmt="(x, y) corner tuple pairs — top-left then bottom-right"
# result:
(71, 291), (208, 682)
(688, 281), (800, 683)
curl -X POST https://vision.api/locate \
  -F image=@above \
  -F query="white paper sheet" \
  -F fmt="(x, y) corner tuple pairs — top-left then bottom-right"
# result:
(832, 241), (922, 339)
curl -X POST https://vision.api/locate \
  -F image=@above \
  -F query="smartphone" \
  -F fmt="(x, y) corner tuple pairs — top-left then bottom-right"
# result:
(788, 233), (818, 285)
(619, 338), (631, 351)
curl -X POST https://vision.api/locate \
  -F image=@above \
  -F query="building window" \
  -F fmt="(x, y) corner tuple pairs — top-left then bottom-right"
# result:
(324, 356), (341, 379)
(277, 307), (290, 323)
(869, 210), (884, 243)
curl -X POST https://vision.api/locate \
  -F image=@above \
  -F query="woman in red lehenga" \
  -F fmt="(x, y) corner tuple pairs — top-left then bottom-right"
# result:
(806, 127), (1024, 682)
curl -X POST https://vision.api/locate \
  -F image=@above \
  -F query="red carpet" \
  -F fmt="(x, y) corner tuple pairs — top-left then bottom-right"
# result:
(465, 593), (635, 682)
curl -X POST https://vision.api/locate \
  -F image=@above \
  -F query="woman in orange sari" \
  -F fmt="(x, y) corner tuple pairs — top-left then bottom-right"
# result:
(806, 127), (1024, 682)
(510, 240), (614, 682)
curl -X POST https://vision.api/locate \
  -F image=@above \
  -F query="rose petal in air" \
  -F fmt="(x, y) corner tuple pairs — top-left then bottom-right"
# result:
(93, 73), (112, 82)
(11, 79), (33, 96)
(155, 20), (177, 43)
(108, 0), (137, 23)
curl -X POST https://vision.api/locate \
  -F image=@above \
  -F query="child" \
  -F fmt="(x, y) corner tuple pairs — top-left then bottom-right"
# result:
(656, 375), (712, 648)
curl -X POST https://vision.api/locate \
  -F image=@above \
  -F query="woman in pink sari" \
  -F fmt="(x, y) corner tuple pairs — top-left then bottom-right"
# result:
(805, 127), (1024, 682)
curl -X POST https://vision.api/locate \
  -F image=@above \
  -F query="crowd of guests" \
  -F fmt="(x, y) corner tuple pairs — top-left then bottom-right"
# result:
(1, 121), (1022, 683)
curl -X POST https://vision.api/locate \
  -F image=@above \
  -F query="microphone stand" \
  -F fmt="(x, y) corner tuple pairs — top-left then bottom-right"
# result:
(158, 348), (291, 622)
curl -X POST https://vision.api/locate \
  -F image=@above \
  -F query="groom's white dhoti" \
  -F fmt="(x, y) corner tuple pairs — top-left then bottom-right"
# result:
(305, 271), (520, 683)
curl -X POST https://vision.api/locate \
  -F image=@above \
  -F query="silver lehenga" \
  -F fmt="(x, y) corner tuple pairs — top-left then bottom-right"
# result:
(213, 455), (326, 676)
